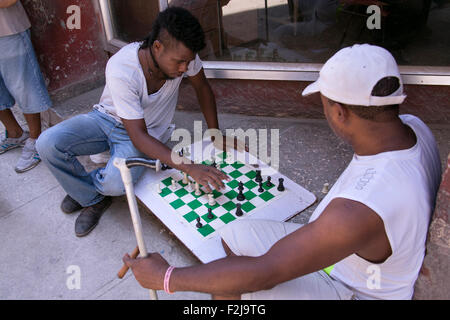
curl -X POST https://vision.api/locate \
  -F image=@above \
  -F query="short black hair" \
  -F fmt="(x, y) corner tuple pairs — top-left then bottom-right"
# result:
(141, 7), (205, 54)
(329, 77), (401, 121)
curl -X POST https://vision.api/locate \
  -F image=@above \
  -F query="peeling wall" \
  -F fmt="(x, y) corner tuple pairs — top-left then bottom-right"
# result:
(21, 0), (108, 100)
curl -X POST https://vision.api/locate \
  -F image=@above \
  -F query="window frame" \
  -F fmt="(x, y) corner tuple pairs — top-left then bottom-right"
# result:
(94, 0), (450, 86)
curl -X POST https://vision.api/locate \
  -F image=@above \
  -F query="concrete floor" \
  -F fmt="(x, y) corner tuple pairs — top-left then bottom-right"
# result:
(1, 92), (449, 300)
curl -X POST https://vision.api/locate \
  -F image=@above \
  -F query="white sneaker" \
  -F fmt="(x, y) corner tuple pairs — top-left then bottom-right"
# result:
(15, 138), (41, 173)
(0, 130), (29, 154)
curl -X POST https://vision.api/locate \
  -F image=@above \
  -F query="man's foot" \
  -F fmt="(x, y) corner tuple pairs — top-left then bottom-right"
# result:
(0, 130), (29, 155)
(61, 194), (83, 214)
(75, 197), (112, 237)
(14, 138), (41, 173)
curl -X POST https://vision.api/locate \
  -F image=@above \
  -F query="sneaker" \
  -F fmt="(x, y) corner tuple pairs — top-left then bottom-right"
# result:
(61, 194), (83, 214)
(75, 196), (112, 237)
(0, 130), (29, 154)
(14, 138), (41, 173)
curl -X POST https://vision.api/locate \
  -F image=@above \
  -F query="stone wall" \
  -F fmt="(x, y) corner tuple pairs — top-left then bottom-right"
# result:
(414, 154), (450, 300)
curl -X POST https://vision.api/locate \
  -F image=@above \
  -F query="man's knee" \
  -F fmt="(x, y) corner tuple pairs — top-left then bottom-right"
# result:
(93, 169), (125, 196)
(36, 128), (57, 160)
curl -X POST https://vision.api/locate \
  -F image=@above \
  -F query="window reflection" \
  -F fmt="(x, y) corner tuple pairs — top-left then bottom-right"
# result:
(168, 0), (450, 66)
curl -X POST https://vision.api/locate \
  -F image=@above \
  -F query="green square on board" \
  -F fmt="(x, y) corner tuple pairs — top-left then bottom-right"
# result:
(222, 201), (237, 211)
(244, 180), (258, 190)
(245, 170), (257, 179)
(229, 170), (243, 179)
(244, 190), (257, 201)
(224, 190), (238, 200)
(159, 187), (172, 197)
(175, 188), (189, 198)
(241, 201), (256, 213)
(187, 199), (202, 210)
(226, 180), (239, 189)
(220, 212), (236, 224)
(260, 191), (275, 201)
(197, 224), (215, 237)
(161, 177), (173, 187)
(183, 211), (199, 222)
(169, 199), (185, 210)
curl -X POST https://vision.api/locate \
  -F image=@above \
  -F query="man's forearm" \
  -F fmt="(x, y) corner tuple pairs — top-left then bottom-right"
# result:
(197, 84), (219, 130)
(132, 130), (191, 172)
(169, 255), (276, 296)
(0, 0), (18, 8)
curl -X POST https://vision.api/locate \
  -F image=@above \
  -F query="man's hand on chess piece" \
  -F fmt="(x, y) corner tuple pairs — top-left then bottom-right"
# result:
(122, 252), (169, 291)
(186, 164), (229, 193)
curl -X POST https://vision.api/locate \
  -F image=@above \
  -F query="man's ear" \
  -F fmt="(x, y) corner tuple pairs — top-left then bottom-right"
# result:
(333, 102), (350, 124)
(153, 40), (163, 54)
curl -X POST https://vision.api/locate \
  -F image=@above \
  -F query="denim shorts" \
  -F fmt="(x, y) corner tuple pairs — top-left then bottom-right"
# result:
(0, 29), (52, 113)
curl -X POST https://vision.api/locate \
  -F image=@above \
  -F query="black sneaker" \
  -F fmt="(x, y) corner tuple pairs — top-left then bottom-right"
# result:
(75, 197), (112, 237)
(61, 194), (83, 214)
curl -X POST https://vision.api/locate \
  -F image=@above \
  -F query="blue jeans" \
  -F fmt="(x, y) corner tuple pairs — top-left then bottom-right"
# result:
(0, 29), (51, 113)
(36, 109), (147, 207)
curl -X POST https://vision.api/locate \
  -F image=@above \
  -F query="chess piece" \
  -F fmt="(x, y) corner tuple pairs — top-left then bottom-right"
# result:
(207, 208), (214, 220)
(238, 181), (244, 190)
(255, 170), (262, 183)
(208, 193), (216, 206)
(266, 176), (274, 187)
(237, 187), (246, 201)
(195, 182), (201, 196)
(171, 179), (176, 189)
(277, 178), (285, 192)
(322, 183), (330, 194)
(182, 172), (188, 184)
(196, 217), (203, 228)
(258, 182), (264, 193)
(235, 203), (243, 217)
(156, 183), (162, 194)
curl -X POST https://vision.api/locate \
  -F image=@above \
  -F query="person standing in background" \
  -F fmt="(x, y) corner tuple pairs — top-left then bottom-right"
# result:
(0, 0), (52, 173)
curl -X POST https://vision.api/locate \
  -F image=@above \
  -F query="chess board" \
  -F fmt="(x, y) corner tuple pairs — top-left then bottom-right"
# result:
(135, 139), (316, 263)
(151, 151), (289, 240)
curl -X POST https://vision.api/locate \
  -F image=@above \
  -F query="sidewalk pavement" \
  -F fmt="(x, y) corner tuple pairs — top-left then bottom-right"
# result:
(1, 87), (449, 300)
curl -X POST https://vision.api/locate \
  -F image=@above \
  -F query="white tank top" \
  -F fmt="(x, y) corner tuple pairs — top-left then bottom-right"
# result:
(309, 115), (442, 299)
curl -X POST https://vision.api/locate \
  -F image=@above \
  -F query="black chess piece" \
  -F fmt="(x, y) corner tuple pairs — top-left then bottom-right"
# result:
(238, 181), (244, 190)
(237, 187), (246, 201)
(207, 208), (214, 220)
(277, 178), (285, 192)
(266, 176), (274, 187)
(258, 182), (264, 193)
(255, 170), (262, 183)
(196, 217), (203, 228)
(235, 203), (243, 217)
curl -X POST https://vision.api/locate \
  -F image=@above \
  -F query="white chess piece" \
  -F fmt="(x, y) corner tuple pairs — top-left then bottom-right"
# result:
(195, 182), (201, 196)
(208, 193), (216, 206)
(182, 172), (188, 184)
(156, 183), (162, 194)
(321, 183), (330, 194)
(171, 179), (176, 190)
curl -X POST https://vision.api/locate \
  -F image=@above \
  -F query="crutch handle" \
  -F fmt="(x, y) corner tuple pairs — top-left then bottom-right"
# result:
(117, 246), (140, 279)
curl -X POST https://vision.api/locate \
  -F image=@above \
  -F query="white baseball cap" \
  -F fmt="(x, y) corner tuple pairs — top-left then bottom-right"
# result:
(302, 44), (406, 106)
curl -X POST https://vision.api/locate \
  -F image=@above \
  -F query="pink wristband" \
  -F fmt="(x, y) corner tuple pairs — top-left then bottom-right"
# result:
(164, 266), (175, 294)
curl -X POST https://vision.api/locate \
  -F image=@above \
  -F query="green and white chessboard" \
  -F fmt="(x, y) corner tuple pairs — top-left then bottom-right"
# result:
(135, 140), (316, 263)
(152, 151), (288, 240)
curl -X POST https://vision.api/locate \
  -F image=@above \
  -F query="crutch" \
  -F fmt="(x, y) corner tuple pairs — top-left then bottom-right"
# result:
(113, 157), (162, 300)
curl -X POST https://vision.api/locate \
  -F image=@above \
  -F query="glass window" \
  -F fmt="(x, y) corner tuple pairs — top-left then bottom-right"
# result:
(169, 0), (450, 67)
(109, 0), (160, 43)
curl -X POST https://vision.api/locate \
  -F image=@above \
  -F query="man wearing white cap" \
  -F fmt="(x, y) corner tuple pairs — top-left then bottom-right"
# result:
(122, 44), (442, 300)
